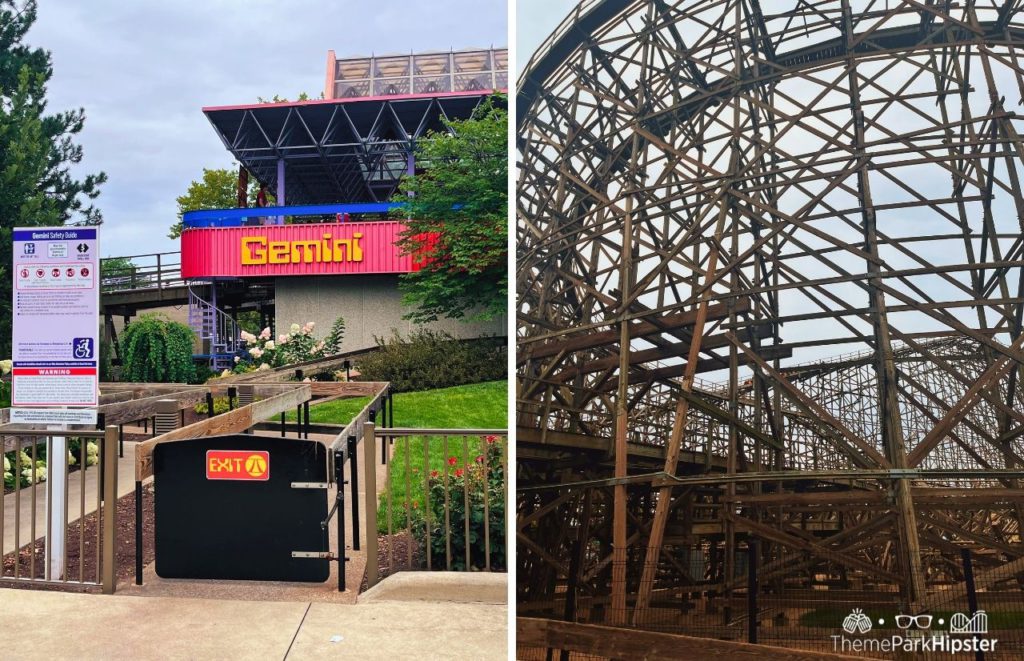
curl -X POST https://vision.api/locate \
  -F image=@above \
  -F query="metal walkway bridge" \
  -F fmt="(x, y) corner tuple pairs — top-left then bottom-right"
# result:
(100, 252), (271, 369)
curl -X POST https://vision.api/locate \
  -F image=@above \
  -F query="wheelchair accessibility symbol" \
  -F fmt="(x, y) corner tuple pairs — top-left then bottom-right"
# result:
(73, 338), (94, 359)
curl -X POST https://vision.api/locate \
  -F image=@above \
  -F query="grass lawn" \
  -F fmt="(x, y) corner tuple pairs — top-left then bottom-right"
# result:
(292, 380), (508, 534)
(289, 380), (506, 428)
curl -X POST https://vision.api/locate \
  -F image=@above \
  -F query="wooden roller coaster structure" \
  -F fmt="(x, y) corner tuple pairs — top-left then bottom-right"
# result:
(516, 0), (1024, 639)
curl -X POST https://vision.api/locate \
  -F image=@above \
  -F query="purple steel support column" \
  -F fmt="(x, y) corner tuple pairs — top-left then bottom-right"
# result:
(276, 158), (286, 225)
(407, 152), (415, 203)
(210, 279), (218, 366)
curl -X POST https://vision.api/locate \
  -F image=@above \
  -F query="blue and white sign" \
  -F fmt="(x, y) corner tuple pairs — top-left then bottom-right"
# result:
(11, 227), (100, 408)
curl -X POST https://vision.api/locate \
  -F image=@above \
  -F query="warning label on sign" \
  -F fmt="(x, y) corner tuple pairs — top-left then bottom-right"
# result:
(206, 450), (270, 481)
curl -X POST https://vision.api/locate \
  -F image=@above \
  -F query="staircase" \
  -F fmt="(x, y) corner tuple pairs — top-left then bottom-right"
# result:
(188, 287), (242, 371)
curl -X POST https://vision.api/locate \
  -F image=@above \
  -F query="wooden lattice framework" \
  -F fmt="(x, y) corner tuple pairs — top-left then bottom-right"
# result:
(516, 0), (1024, 632)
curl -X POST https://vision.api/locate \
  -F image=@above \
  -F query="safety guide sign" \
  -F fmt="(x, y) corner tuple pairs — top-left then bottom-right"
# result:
(11, 227), (100, 410)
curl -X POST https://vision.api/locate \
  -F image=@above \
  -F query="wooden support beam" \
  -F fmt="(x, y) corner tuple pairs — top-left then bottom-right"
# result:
(516, 618), (863, 660)
(522, 299), (748, 362)
(727, 333), (891, 469)
(591, 344), (793, 391)
(907, 331), (1024, 466)
(552, 325), (772, 381)
(924, 554), (1024, 611)
(724, 512), (903, 584)
(135, 384), (311, 480)
(98, 388), (208, 426)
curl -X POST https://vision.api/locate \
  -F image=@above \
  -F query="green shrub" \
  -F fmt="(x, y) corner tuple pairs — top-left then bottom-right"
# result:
(192, 362), (214, 385)
(194, 396), (232, 416)
(356, 330), (505, 392)
(322, 315), (346, 355)
(99, 337), (113, 382)
(120, 314), (196, 383)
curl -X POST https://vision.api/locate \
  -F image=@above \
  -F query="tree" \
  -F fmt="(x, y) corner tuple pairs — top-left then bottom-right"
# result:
(256, 91), (322, 104)
(0, 0), (106, 354)
(393, 96), (507, 322)
(100, 256), (138, 289)
(167, 166), (272, 239)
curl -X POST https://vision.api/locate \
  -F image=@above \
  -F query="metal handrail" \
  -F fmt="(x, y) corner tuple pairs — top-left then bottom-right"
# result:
(373, 428), (507, 437)
(100, 252), (184, 293)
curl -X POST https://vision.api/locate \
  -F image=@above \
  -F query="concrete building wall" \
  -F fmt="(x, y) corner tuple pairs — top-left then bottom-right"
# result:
(274, 275), (505, 352)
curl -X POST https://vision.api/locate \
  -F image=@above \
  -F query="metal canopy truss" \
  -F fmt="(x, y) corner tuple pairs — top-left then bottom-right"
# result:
(204, 92), (498, 204)
(516, 0), (1024, 648)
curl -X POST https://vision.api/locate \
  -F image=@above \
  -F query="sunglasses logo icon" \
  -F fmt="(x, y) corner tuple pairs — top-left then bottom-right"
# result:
(895, 614), (932, 630)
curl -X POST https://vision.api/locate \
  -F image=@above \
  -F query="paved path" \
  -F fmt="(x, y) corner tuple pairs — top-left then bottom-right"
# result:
(0, 588), (507, 660)
(2, 440), (139, 556)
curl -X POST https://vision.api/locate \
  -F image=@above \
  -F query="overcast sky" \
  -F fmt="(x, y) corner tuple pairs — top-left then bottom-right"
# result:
(28, 0), (507, 257)
(516, 1), (571, 71)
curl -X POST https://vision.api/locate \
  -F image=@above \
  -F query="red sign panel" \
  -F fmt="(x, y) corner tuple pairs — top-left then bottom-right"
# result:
(206, 450), (270, 481)
(181, 221), (420, 278)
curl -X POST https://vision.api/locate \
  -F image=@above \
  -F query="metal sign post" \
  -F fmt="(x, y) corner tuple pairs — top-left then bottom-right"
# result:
(11, 226), (100, 580)
(44, 423), (68, 580)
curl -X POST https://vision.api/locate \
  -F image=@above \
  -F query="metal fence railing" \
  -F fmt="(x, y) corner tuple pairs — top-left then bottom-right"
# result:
(100, 252), (183, 293)
(576, 536), (1024, 660)
(362, 424), (507, 589)
(0, 426), (119, 592)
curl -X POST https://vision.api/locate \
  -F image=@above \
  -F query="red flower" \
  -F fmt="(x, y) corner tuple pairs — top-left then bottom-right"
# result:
(430, 470), (439, 478)
(485, 435), (498, 444)
(448, 456), (458, 466)
(454, 469), (464, 478)
(475, 455), (485, 464)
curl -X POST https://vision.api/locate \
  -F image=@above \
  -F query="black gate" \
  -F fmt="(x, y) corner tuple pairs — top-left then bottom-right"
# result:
(153, 434), (330, 582)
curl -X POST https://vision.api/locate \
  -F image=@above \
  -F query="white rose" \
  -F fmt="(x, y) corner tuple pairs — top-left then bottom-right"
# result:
(290, 323), (301, 333)
(259, 363), (271, 371)
(234, 356), (241, 363)
(264, 340), (275, 350)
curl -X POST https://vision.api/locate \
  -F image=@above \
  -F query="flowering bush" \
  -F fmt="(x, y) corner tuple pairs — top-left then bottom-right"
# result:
(4, 450), (45, 488)
(229, 316), (345, 374)
(396, 435), (506, 571)
(0, 358), (11, 408)
(4, 440), (98, 490)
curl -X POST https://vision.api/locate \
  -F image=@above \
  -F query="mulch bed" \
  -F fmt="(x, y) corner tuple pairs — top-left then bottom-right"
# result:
(0, 482), (155, 589)
(359, 532), (426, 591)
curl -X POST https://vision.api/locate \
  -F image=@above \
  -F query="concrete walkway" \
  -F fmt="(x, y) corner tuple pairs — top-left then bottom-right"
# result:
(0, 579), (507, 660)
(2, 441), (139, 555)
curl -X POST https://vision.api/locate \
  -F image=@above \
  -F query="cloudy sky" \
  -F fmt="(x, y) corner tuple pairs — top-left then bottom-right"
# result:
(516, 1), (570, 71)
(28, 0), (507, 257)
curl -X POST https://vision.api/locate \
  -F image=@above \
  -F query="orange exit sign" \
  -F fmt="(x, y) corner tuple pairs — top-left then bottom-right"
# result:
(206, 450), (270, 481)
